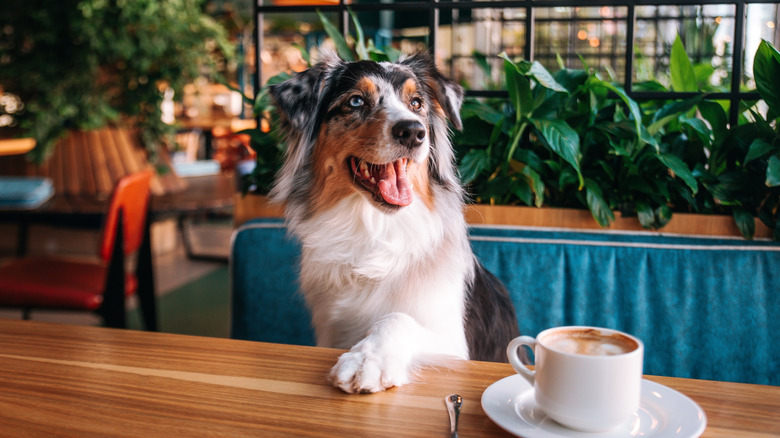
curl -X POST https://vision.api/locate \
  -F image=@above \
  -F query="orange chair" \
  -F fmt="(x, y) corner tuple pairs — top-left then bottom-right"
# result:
(0, 171), (158, 330)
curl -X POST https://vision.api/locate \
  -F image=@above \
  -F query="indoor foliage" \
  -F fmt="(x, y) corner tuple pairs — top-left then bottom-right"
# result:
(457, 37), (780, 240)
(0, 0), (233, 162)
(242, 12), (779, 240)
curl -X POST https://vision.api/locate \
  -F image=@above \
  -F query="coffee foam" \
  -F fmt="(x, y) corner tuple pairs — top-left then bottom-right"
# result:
(543, 329), (638, 356)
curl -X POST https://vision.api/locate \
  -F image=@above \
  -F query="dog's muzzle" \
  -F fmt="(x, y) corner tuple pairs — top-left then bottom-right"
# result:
(350, 157), (413, 207)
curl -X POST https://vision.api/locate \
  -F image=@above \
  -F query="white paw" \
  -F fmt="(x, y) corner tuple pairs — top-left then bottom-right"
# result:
(329, 339), (411, 393)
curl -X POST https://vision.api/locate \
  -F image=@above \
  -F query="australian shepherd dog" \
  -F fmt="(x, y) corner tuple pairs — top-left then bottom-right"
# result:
(269, 51), (519, 393)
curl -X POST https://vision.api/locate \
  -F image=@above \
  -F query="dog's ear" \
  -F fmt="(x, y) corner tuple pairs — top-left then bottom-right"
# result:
(401, 52), (465, 130)
(270, 62), (327, 133)
(268, 52), (345, 204)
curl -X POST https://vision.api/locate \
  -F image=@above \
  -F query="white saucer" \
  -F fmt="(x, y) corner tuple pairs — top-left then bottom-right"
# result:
(481, 375), (706, 438)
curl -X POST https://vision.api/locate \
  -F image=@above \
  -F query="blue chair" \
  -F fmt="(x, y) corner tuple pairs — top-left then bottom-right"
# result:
(231, 219), (314, 346)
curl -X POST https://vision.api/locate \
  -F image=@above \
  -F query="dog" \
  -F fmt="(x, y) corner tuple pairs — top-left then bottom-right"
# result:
(268, 51), (519, 393)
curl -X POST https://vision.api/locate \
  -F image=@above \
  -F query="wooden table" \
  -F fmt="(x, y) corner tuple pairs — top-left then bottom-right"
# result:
(0, 320), (777, 437)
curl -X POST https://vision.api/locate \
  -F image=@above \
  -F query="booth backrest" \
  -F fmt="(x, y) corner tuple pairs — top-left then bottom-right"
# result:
(231, 218), (780, 385)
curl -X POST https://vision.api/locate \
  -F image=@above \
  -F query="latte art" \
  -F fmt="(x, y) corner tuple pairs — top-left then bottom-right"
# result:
(544, 329), (638, 356)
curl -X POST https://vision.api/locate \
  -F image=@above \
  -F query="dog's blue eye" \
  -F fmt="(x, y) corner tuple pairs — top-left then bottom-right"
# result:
(410, 98), (422, 110)
(349, 96), (364, 108)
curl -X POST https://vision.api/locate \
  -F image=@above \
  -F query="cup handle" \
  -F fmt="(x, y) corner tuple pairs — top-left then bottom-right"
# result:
(507, 336), (536, 386)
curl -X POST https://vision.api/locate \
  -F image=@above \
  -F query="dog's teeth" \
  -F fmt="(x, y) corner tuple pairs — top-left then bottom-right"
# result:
(370, 177), (376, 184)
(359, 162), (371, 179)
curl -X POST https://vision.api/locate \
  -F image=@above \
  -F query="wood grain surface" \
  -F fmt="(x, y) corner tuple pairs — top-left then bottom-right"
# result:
(0, 320), (777, 437)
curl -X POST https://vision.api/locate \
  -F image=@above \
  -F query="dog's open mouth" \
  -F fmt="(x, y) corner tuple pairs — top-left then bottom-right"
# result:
(349, 157), (413, 207)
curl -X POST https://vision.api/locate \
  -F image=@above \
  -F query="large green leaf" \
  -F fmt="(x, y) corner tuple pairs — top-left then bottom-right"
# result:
(530, 118), (583, 187)
(767, 155), (780, 187)
(590, 79), (643, 140)
(733, 207), (755, 240)
(697, 100), (728, 142)
(367, 40), (396, 62)
(500, 53), (568, 94)
(655, 205), (673, 228)
(461, 99), (504, 124)
(635, 200), (655, 229)
(584, 179), (615, 226)
(522, 166), (545, 207)
(639, 125), (660, 152)
(694, 64), (715, 86)
(501, 55), (533, 119)
(510, 180), (533, 206)
(607, 137), (631, 157)
(318, 10), (353, 61)
(744, 138), (775, 164)
(459, 149), (492, 184)
(753, 39), (780, 117)
(290, 43), (311, 66)
(681, 117), (713, 146)
(455, 120), (495, 146)
(670, 35), (697, 92)
(633, 80), (668, 92)
(514, 149), (546, 174)
(659, 153), (699, 194)
(553, 67), (589, 92)
(349, 8), (368, 60)
(527, 61), (569, 93)
(473, 51), (492, 77)
(488, 118), (505, 148)
(651, 95), (702, 125)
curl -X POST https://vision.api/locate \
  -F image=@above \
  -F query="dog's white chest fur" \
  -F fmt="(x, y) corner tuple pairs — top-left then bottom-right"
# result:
(292, 195), (472, 358)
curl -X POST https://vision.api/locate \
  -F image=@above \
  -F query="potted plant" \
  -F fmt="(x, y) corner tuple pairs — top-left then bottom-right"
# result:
(0, 0), (234, 164)
(456, 37), (780, 240)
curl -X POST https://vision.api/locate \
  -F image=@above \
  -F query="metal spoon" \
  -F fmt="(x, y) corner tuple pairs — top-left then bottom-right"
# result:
(445, 394), (462, 438)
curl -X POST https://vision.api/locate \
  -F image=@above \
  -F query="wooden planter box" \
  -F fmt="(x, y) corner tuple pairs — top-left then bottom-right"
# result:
(234, 194), (774, 239)
(464, 204), (775, 239)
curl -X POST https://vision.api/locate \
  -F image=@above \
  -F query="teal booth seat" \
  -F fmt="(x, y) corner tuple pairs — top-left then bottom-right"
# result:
(231, 218), (780, 386)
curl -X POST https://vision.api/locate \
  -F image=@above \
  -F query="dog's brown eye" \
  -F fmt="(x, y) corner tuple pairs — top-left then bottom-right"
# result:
(349, 96), (365, 108)
(410, 98), (422, 111)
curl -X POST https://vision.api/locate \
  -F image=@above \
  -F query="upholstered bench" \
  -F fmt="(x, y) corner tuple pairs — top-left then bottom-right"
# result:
(231, 218), (780, 385)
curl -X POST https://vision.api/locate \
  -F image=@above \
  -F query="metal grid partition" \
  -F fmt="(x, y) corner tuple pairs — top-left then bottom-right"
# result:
(255, 0), (780, 126)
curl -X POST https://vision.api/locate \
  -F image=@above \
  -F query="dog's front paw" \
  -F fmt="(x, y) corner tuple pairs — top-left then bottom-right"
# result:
(329, 340), (411, 394)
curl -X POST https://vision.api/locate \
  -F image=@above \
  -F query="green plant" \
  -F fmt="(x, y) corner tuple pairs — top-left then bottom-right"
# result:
(635, 6), (727, 92)
(0, 0), (234, 163)
(456, 36), (780, 240)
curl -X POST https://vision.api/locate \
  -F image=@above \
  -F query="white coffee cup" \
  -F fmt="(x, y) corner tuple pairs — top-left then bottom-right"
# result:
(507, 326), (644, 432)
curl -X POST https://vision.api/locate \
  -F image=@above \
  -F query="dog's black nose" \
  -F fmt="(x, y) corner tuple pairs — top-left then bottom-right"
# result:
(392, 120), (426, 149)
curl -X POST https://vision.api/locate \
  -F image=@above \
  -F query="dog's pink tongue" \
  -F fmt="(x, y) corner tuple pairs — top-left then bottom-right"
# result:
(377, 159), (413, 206)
